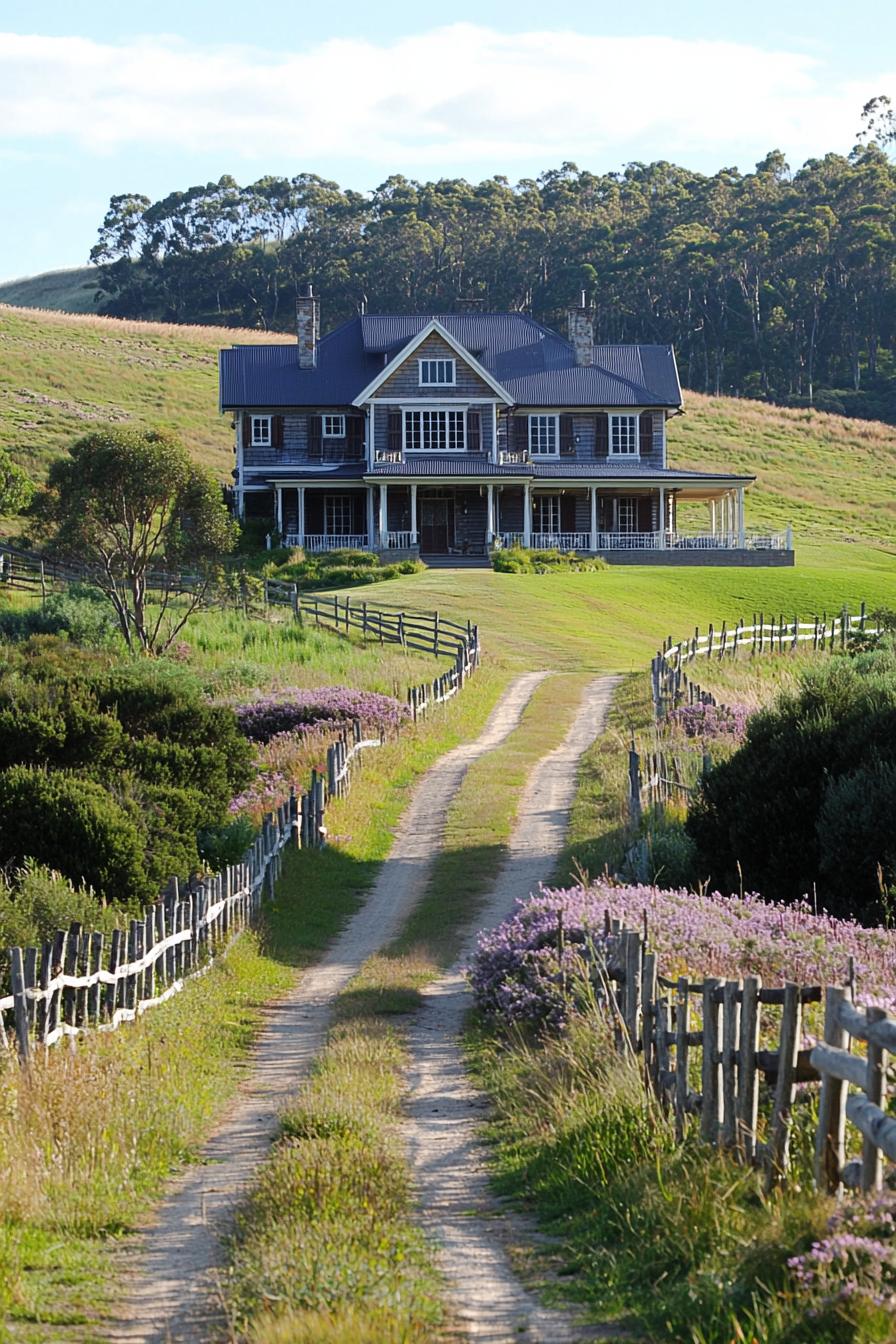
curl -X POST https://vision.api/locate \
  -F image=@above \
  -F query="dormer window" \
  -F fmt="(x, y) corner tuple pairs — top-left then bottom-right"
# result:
(419, 358), (456, 387)
(250, 415), (272, 447)
(322, 414), (346, 438)
(610, 414), (639, 457)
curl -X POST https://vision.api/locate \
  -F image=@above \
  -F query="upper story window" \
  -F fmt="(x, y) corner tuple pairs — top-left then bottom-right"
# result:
(250, 415), (272, 447)
(610, 414), (639, 457)
(404, 408), (465, 452)
(419, 358), (456, 387)
(322, 414), (346, 438)
(528, 414), (559, 456)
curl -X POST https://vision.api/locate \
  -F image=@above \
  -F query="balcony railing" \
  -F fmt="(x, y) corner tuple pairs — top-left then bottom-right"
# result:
(493, 530), (791, 553)
(284, 533), (368, 552)
(374, 449), (403, 464)
(498, 449), (530, 466)
(382, 531), (418, 550)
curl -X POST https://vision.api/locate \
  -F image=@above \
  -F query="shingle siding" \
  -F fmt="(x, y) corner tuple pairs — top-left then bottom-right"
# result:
(376, 333), (496, 400)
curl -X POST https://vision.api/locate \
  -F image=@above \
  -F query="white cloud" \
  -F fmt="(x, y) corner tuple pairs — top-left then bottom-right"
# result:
(0, 26), (892, 170)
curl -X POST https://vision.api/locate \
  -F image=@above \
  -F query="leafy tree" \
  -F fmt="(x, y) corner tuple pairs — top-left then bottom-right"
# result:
(0, 445), (32, 515)
(32, 427), (237, 655)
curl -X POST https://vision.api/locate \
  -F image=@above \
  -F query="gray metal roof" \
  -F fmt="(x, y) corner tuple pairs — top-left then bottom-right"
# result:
(530, 463), (755, 482)
(220, 312), (683, 411)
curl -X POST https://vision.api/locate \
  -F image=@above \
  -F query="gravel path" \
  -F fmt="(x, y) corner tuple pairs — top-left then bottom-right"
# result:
(108, 671), (547, 1343)
(405, 674), (621, 1343)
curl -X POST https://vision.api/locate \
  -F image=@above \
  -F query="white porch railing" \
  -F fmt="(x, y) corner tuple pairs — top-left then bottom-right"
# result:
(531, 532), (593, 551)
(374, 449), (403, 464)
(493, 530), (792, 553)
(496, 532), (525, 548)
(382, 531), (418, 550)
(285, 534), (369, 552)
(498, 450), (530, 465)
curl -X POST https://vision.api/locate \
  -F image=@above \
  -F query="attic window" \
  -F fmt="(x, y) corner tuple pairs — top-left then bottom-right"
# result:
(419, 358), (456, 386)
(250, 415), (272, 447)
(322, 414), (346, 438)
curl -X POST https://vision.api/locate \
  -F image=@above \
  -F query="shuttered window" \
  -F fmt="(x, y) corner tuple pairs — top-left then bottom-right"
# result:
(325, 495), (353, 535)
(251, 415), (272, 447)
(618, 497), (637, 532)
(610, 414), (639, 456)
(528, 415), (559, 455)
(404, 409), (466, 452)
(322, 415), (346, 438)
(534, 494), (560, 535)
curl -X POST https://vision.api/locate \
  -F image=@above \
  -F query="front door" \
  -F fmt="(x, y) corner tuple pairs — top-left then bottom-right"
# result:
(420, 498), (452, 554)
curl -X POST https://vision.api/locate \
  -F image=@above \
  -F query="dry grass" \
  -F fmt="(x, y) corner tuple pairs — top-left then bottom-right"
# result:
(0, 302), (295, 344)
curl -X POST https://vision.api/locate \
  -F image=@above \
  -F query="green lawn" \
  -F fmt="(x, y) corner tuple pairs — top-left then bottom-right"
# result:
(326, 541), (896, 674)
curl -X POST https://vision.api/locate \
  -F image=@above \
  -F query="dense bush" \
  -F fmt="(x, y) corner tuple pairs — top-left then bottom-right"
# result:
(492, 545), (608, 574)
(0, 637), (255, 900)
(667, 702), (751, 740)
(260, 547), (424, 589)
(687, 654), (896, 921)
(0, 766), (149, 903)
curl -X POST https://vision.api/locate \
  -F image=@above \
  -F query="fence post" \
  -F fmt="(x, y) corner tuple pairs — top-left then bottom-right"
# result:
(674, 976), (690, 1140)
(628, 744), (642, 827)
(720, 979), (742, 1148)
(701, 978), (722, 1143)
(623, 930), (642, 1049)
(641, 950), (658, 1091)
(736, 975), (762, 1162)
(766, 981), (801, 1186)
(862, 1005), (888, 1192)
(8, 946), (31, 1064)
(814, 985), (849, 1193)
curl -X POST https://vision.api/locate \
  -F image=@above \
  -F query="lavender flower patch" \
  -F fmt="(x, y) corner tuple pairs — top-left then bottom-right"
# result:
(235, 686), (407, 743)
(469, 882), (896, 1028)
(668, 702), (751, 740)
(788, 1195), (896, 1316)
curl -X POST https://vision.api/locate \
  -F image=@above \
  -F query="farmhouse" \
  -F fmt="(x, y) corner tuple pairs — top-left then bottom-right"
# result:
(220, 289), (792, 565)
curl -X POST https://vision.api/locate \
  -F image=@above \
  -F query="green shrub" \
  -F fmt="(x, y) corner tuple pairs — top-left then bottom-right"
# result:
(0, 766), (150, 904)
(687, 657), (896, 919)
(643, 820), (699, 889)
(197, 817), (257, 870)
(0, 862), (123, 953)
(0, 586), (119, 647)
(491, 545), (608, 574)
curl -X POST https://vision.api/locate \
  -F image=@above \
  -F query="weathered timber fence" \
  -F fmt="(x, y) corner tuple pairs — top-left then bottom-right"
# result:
(0, 560), (481, 1059)
(594, 918), (893, 1193)
(650, 604), (874, 720)
(1, 800), (295, 1062)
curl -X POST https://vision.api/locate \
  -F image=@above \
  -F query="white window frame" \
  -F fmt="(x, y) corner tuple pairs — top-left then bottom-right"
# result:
(609, 413), (640, 458)
(534, 493), (561, 535)
(322, 414), (346, 438)
(403, 408), (466, 453)
(324, 494), (353, 536)
(418, 357), (456, 387)
(528, 414), (559, 456)
(250, 414), (272, 447)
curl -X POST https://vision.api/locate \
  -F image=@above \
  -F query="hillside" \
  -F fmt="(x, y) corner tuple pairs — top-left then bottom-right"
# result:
(0, 267), (102, 314)
(0, 304), (894, 551)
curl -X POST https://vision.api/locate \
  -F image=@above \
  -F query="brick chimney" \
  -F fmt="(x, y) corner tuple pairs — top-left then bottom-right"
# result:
(296, 283), (320, 368)
(568, 291), (594, 367)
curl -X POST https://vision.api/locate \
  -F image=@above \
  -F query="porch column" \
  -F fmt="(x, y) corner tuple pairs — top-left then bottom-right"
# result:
(364, 406), (373, 469)
(296, 486), (306, 548)
(410, 483), (418, 544)
(522, 482), (531, 547)
(378, 483), (388, 546)
(589, 485), (598, 552)
(486, 483), (495, 545)
(710, 499), (717, 537)
(658, 486), (666, 549)
(365, 487), (375, 550)
(275, 485), (283, 537)
(737, 486), (746, 548)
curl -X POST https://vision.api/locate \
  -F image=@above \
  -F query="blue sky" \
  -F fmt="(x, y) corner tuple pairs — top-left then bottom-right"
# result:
(1, 0), (894, 282)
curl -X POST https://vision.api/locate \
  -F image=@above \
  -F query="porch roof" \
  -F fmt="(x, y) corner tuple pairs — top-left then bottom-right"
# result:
(366, 456), (530, 478)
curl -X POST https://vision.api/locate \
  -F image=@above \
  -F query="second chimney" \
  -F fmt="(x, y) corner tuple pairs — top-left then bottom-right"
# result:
(568, 291), (594, 367)
(296, 284), (320, 368)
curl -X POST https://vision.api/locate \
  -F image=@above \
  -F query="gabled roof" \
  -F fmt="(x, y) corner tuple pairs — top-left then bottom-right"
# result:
(219, 312), (683, 410)
(351, 318), (514, 405)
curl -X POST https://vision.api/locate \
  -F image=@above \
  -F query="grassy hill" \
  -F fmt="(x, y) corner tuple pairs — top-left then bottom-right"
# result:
(1, 303), (894, 553)
(0, 268), (103, 315)
(0, 304), (291, 486)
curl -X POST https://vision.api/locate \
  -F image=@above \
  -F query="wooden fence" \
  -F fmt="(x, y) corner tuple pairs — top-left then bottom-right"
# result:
(627, 740), (709, 823)
(651, 605), (874, 719)
(1, 561), (481, 1059)
(594, 918), (893, 1193)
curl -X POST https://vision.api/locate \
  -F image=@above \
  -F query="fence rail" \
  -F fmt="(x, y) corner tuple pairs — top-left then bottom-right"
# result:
(592, 918), (895, 1192)
(651, 605), (876, 719)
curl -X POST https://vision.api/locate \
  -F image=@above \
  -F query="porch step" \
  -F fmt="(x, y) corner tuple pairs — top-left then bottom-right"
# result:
(422, 554), (492, 570)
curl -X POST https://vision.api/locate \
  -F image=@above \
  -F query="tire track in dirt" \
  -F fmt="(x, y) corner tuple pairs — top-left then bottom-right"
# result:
(107, 671), (547, 1343)
(405, 675), (622, 1343)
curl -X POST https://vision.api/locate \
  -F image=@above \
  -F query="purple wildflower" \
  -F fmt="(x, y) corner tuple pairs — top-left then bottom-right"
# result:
(234, 686), (407, 743)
